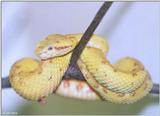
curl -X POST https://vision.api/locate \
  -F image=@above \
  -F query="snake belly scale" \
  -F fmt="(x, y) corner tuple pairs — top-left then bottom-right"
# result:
(9, 34), (152, 104)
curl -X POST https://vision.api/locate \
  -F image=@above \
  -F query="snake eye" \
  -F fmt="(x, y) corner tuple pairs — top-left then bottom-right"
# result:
(48, 46), (53, 50)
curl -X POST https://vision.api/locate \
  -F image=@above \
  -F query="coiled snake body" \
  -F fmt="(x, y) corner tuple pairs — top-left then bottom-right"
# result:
(9, 34), (152, 104)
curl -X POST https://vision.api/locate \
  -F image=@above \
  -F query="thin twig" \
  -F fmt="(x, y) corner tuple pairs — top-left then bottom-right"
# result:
(64, 1), (113, 79)
(68, 2), (113, 68)
(2, 77), (11, 88)
(1, 77), (160, 94)
(150, 83), (159, 94)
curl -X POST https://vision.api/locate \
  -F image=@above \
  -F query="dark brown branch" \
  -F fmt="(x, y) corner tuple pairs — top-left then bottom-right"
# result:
(2, 77), (11, 88)
(150, 83), (159, 94)
(1, 77), (160, 94)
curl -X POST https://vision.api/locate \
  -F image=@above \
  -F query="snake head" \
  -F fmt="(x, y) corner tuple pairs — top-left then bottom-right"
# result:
(35, 34), (75, 60)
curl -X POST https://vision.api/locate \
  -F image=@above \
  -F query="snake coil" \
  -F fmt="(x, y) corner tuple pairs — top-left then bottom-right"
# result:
(9, 34), (152, 104)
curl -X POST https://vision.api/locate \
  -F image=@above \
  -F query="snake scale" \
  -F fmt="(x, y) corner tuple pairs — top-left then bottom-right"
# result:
(9, 34), (153, 104)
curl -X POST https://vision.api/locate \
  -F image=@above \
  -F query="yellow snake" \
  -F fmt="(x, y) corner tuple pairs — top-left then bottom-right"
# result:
(9, 34), (153, 104)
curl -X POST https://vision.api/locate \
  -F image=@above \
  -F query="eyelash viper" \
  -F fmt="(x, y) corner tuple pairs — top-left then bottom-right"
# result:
(9, 34), (152, 104)
(9, 34), (107, 102)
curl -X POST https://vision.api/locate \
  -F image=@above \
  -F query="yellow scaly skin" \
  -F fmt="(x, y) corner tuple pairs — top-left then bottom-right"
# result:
(9, 34), (108, 101)
(38, 34), (152, 104)
(65, 33), (109, 54)
(80, 47), (151, 94)
(9, 33), (152, 103)
(9, 55), (71, 101)
(55, 57), (152, 102)
(78, 56), (152, 104)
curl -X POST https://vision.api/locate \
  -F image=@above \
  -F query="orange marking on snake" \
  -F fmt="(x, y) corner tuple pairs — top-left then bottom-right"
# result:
(38, 96), (46, 104)
(118, 93), (125, 97)
(68, 36), (75, 39)
(114, 69), (117, 72)
(132, 68), (136, 72)
(54, 45), (72, 50)
(134, 62), (137, 66)
(10, 74), (14, 78)
(59, 68), (62, 72)
(132, 73), (137, 76)
(103, 88), (108, 93)
(55, 40), (59, 43)
(76, 83), (83, 92)
(18, 71), (23, 75)
(63, 81), (70, 88)
(16, 66), (20, 69)
(101, 60), (106, 64)
(131, 92), (136, 96)
(38, 46), (43, 49)
(49, 59), (52, 63)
